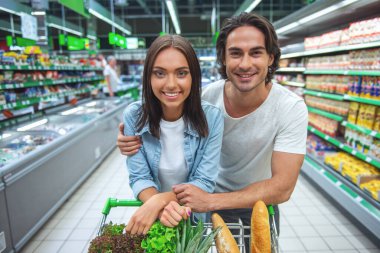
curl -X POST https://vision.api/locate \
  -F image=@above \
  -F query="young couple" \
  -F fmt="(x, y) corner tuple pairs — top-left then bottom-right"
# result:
(120, 12), (308, 248)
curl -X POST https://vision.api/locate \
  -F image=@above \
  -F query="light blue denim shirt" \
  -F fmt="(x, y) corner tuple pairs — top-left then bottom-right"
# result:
(123, 100), (224, 199)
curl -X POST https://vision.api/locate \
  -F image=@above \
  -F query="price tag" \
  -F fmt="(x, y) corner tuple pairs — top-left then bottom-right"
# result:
(17, 65), (21, 69)
(365, 157), (372, 163)
(343, 70), (349, 75)
(5, 65), (10, 69)
(310, 128), (315, 133)
(370, 131), (377, 137)
(351, 150), (357, 155)
(339, 144), (344, 149)
(39, 81), (43, 86)
(317, 92), (322, 97)
(5, 84), (13, 89)
(341, 121), (347, 126)
(324, 135), (329, 141)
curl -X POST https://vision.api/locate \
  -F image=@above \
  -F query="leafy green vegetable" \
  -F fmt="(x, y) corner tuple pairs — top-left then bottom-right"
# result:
(176, 218), (221, 253)
(88, 222), (145, 253)
(141, 221), (177, 253)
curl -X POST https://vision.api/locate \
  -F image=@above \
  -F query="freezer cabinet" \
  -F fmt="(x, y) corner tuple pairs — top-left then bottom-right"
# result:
(0, 180), (14, 253)
(1, 99), (128, 252)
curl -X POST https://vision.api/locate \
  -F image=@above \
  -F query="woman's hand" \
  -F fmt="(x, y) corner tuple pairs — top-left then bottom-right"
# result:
(117, 123), (141, 156)
(126, 192), (177, 234)
(159, 201), (191, 227)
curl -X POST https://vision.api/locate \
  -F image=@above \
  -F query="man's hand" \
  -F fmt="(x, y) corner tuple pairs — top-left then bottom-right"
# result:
(172, 184), (212, 213)
(117, 123), (141, 156)
(159, 201), (191, 227)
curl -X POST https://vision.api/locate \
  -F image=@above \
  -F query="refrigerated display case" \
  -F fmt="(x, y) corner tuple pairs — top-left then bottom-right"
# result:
(0, 97), (131, 252)
(0, 177), (13, 253)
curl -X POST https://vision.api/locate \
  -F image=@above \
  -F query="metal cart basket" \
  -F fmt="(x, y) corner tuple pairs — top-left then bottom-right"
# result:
(98, 198), (279, 253)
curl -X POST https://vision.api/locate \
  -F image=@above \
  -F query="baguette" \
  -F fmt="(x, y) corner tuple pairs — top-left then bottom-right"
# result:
(211, 213), (240, 253)
(251, 200), (271, 253)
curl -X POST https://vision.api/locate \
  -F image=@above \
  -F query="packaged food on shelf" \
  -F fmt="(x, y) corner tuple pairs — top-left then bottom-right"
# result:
(308, 113), (339, 137)
(359, 177), (380, 202)
(305, 75), (349, 94)
(307, 134), (337, 157)
(348, 17), (380, 44)
(305, 95), (350, 116)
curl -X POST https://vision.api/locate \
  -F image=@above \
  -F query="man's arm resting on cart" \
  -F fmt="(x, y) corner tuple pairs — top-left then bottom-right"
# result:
(173, 151), (304, 212)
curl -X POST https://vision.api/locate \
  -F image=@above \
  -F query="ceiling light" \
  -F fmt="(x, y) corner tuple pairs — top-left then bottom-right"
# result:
(245, 0), (262, 12)
(48, 23), (83, 36)
(31, 11), (46, 15)
(89, 8), (131, 35)
(17, 119), (48, 131)
(0, 6), (19, 15)
(166, 0), (181, 34)
(276, 0), (360, 35)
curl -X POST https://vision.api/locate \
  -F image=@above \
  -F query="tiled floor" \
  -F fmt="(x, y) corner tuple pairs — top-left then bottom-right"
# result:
(20, 149), (380, 253)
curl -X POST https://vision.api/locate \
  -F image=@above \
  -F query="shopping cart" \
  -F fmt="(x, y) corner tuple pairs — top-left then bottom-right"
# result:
(97, 198), (279, 253)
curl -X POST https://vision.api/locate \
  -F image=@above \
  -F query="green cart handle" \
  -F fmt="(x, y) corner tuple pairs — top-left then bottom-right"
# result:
(101, 198), (143, 215)
(267, 204), (275, 216)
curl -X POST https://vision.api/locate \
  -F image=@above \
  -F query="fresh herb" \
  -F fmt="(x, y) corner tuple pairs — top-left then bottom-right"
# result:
(141, 221), (177, 253)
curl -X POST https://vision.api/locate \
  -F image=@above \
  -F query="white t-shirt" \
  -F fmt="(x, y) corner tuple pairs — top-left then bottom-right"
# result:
(103, 65), (119, 92)
(202, 80), (308, 193)
(158, 117), (188, 192)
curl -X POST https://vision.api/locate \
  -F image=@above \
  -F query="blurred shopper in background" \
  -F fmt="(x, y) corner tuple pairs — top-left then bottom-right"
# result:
(103, 56), (120, 97)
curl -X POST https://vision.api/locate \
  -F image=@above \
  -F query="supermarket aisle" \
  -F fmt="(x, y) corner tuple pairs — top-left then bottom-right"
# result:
(20, 149), (379, 253)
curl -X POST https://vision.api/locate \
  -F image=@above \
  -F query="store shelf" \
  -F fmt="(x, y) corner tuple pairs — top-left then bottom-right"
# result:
(0, 65), (103, 71)
(304, 89), (380, 106)
(0, 87), (97, 110)
(304, 69), (380, 76)
(343, 95), (380, 106)
(307, 106), (344, 122)
(308, 125), (380, 169)
(0, 112), (43, 129)
(342, 121), (380, 139)
(304, 89), (344, 101)
(302, 155), (380, 241)
(281, 41), (380, 59)
(0, 76), (104, 90)
(276, 67), (306, 73)
(278, 81), (305, 87)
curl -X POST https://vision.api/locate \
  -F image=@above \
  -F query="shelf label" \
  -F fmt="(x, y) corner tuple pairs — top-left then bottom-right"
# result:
(351, 150), (357, 155)
(365, 157), (372, 163)
(317, 92), (322, 97)
(5, 65), (10, 69)
(39, 81), (43, 86)
(324, 135), (330, 141)
(370, 131), (377, 137)
(339, 144), (344, 149)
(5, 84), (13, 89)
(342, 121), (347, 126)
(310, 128), (315, 133)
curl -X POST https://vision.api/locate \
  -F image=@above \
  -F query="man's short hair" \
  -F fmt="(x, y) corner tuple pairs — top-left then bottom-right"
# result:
(107, 55), (116, 63)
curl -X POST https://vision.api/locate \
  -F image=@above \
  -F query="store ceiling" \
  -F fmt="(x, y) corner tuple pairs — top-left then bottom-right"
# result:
(46, 0), (307, 44)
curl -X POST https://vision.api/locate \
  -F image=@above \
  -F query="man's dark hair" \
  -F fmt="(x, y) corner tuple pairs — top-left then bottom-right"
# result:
(216, 12), (281, 84)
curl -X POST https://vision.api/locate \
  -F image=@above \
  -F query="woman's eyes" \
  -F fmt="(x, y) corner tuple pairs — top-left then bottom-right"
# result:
(153, 70), (165, 77)
(177, 70), (189, 78)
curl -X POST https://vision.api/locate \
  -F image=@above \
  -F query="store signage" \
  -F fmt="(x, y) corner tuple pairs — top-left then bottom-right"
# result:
(108, 33), (146, 49)
(58, 34), (89, 50)
(21, 13), (38, 41)
(6, 36), (36, 47)
(58, 0), (90, 18)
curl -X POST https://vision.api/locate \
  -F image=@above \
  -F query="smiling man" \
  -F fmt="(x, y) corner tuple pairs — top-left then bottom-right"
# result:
(117, 12), (308, 250)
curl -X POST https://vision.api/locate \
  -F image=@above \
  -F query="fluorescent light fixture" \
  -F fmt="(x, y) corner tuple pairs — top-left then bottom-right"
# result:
(245, 0), (261, 12)
(31, 11), (46, 15)
(89, 8), (131, 35)
(87, 34), (97, 41)
(48, 23), (83, 36)
(85, 101), (97, 107)
(1, 133), (12, 140)
(276, 0), (360, 35)
(166, 0), (181, 34)
(0, 6), (19, 15)
(61, 107), (83, 116)
(17, 119), (48, 131)
(199, 56), (216, 61)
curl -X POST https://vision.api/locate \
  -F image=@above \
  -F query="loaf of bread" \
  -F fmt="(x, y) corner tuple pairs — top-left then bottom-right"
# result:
(251, 200), (271, 253)
(211, 213), (240, 253)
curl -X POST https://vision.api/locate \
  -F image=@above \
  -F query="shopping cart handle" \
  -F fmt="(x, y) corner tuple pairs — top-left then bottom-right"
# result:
(102, 198), (143, 215)
(267, 205), (275, 215)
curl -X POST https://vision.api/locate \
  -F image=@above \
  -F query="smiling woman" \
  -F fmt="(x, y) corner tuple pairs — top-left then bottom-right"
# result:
(121, 34), (224, 235)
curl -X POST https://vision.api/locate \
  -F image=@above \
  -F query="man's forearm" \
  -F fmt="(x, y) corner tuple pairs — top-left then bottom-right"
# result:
(208, 179), (292, 211)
